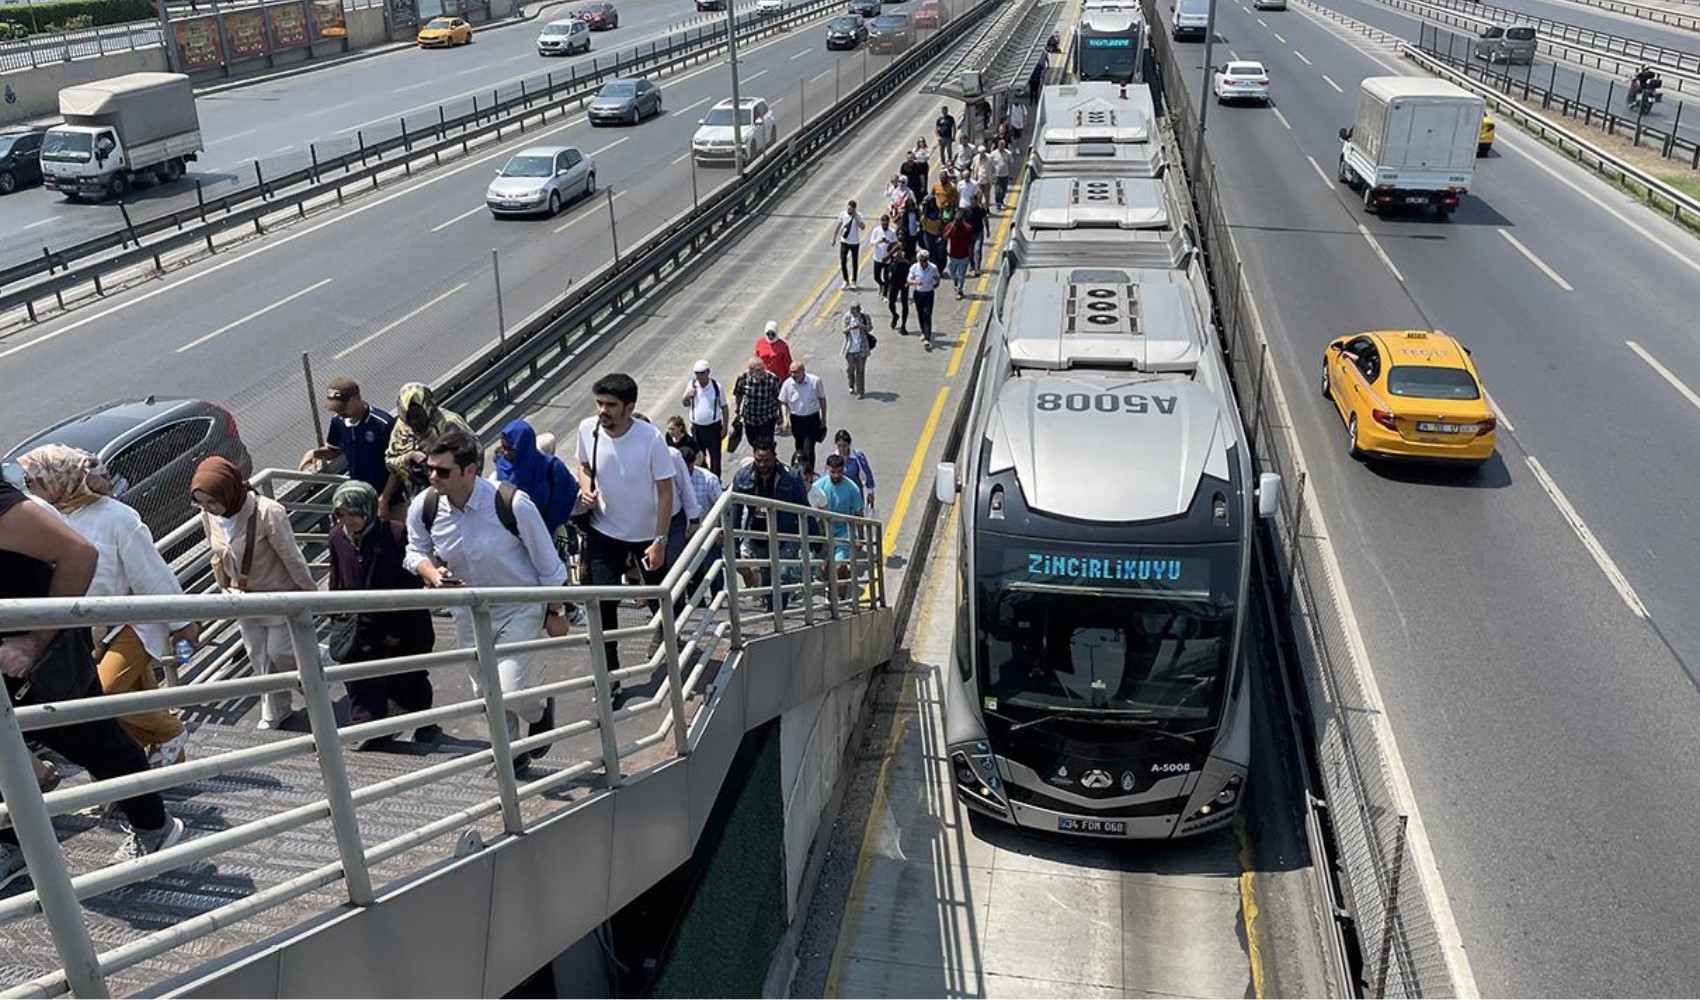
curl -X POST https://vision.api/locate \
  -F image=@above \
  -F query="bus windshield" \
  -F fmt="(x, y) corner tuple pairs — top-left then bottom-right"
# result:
(975, 536), (1238, 724)
(1079, 33), (1139, 82)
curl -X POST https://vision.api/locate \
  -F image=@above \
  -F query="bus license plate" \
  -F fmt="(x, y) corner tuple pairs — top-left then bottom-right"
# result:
(1057, 817), (1127, 835)
(1416, 421), (1472, 433)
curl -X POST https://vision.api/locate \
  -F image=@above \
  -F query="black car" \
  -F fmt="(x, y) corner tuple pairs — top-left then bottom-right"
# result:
(825, 13), (867, 47)
(866, 12), (912, 51)
(848, 0), (880, 16)
(695, 0), (726, 9)
(0, 129), (46, 196)
(6, 397), (253, 540)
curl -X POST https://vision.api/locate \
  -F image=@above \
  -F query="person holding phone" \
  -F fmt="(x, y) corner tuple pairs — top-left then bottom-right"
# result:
(404, 429), (569, 776)
(574, 373), (676, 703)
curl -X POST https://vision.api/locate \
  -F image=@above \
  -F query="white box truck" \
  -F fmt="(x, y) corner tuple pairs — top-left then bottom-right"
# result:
(1335, 76), (1483, 217)
(40, 72), (203, 201)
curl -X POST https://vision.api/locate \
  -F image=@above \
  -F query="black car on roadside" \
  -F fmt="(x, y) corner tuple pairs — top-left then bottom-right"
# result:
(825, 13), (867, 47)
(848, 0), (880, 16)
(6, 397), (253, 541)
(0, 128), (46, 195)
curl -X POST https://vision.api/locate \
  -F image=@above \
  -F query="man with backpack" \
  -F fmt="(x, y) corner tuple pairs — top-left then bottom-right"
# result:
(404, 428), (570, 776)
(681, 359), (731, 477)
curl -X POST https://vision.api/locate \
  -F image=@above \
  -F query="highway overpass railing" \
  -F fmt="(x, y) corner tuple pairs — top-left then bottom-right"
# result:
(0, 483), (887, 997)
(0, 0), (849, 319)
(1145, 4), (1461, 996)
(1417, 21), (1700, 169)
(0, 21), (164, 73)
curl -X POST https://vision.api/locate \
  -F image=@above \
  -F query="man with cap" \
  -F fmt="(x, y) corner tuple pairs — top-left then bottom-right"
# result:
(681, 359), (730, 477)
(300, 377), (397, 503)
(755, 320), (793, 381)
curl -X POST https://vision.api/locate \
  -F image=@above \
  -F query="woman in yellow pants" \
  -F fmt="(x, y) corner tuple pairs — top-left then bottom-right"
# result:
(18, 446), (195, 766)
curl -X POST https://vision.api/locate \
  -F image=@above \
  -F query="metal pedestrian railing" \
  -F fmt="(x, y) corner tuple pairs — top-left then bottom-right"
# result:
(0, 480), (885, 998)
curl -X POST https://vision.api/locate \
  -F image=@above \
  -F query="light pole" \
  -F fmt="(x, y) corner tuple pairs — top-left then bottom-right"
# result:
(1194, 0), (1220, 168)
(723, 0), (747, 175)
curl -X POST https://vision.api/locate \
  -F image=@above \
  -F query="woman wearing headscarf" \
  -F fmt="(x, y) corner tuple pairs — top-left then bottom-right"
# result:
(192, 456), (317, 730)
(327, 481), (437, 744)
(18, 445), (195, 767)
(493, 419), (577, 536)
(380, 383), (472, 520)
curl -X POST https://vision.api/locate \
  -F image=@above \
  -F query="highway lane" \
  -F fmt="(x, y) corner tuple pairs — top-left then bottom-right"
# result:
(0, 6), (963, 467)
(1478, 0), (1700, 51)
(0, 0), (755, 266)
(1305, 0), (1700, 147)
(1179, 3), (1700, 994)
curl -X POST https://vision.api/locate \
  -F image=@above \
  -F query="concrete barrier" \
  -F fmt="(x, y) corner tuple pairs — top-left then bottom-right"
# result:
(343, 5), (387, 49)
(0, 48), (168, 126)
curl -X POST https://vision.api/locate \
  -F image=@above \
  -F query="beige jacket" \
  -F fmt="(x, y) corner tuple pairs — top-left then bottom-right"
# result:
(203, 494), (317, 594)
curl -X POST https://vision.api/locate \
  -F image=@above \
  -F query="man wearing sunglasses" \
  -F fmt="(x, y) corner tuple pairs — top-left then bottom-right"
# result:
(403, 429), (570, 776)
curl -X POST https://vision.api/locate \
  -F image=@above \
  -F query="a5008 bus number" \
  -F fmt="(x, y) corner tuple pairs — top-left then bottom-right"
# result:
(1035, 392), (1179, 415)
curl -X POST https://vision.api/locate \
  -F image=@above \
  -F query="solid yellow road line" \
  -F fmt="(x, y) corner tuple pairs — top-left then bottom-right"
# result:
(814, 244), (878, 325)
(882, 386), (951, 546)
(1236, 813), (1269, 999)
(945, 182), (1020, 379)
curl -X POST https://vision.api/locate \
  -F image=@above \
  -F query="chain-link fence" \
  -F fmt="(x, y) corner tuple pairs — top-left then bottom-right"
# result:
(1416, 21), (1700, 168)
(1143, 8), (1461, 997)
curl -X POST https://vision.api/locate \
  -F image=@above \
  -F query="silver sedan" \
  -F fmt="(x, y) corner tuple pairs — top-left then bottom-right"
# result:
(486, 145), (597, 217)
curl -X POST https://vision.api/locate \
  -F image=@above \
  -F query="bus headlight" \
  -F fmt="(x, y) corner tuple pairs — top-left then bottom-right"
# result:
(1185, 773), (1243, 823)
(950, 746), (1008, 815)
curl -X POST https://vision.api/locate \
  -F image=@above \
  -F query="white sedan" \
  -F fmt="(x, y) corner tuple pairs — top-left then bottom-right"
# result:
(756, 0), (783, 12)
(1213, 61), (1271, 104)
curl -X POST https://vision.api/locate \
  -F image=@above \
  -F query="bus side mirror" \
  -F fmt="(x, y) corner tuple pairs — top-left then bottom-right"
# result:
(935, 462), (958, 505)
(1256, 472), (1282, 519)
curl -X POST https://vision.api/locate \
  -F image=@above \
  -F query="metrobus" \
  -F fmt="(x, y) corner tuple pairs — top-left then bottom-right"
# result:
(1076, 9), (1145, 83)
(935, 232), (1281, 840)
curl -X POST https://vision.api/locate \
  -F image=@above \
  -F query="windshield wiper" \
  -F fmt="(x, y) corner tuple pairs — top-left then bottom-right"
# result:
(1005, 708), (1160, 733)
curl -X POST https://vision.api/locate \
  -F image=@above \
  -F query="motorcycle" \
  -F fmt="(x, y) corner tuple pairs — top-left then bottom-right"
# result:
(1627, 72), (1664, 109)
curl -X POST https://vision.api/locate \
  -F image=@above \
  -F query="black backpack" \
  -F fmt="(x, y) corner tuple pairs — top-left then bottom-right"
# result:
(422, 481), (520, 538)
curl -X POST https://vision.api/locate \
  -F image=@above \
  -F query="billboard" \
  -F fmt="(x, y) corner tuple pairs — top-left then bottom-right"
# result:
(225, 8), (269, 60)
(172, 16), (224, 70)
(268, 1), (311, 48)
(309, 0), (347, 38)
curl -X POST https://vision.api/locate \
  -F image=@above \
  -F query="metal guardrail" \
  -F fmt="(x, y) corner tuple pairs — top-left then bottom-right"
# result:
(0, 21), (164, 72)
(1545, 0), (1700, 32)
(0, 0), (847, 322)
(1334, 0), (1700, 95)
(0, 484), (887, 998)
(1145, 1), (1458, 994)
(432, 0), (1011, 422)
(1404, 37), (1700, 221)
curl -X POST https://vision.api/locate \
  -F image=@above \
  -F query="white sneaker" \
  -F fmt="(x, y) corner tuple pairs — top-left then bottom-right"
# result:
(113, 814), (185, 863)
(148, 730), (191, 769)
(256, 717), (277, 731)
(0, 841), (27, 892)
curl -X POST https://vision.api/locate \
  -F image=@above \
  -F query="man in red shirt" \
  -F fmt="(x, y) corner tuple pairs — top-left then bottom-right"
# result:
(943, 213), (975, 300)
(755, 320), (793, 379)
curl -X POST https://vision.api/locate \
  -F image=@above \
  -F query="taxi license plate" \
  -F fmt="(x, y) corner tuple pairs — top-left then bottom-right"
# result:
(1057, 817), (1127, 835)
(1417, 421), (1473, 433)
(1405, 195), (1430, 204)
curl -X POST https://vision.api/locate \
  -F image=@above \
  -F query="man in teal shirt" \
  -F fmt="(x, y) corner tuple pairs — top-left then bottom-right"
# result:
(810, 453), (865, 599)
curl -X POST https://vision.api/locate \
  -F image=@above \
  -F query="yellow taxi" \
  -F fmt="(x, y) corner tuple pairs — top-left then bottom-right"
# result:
(1478, 110), (1495, 156)
(417, 16), (472, 47)
(1321, 330), (1496, 466)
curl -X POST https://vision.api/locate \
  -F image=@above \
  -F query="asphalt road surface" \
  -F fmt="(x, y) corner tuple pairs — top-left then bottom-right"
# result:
(0, 0), (766, 267)
(1176, 1), (1700, 993)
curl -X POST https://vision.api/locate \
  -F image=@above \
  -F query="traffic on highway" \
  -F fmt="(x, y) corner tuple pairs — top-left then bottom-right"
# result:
(5, 0), (1700, 992)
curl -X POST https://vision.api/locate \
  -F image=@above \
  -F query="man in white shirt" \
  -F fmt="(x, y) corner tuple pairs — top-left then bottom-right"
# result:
(989, 139), (1013, 211)
(957, 173), (980, 213)
(907, 248), (942, 349)
(778, 359), (829, 472)
(680, 358), (730, 477)
(868, 214), (899, 297)
(574, 373), (676, 694)
(678, 441), (726, 605)
(831, 198), (867, 290)
(1009, 100), (1027, 148)
(404, 429), (569, 774)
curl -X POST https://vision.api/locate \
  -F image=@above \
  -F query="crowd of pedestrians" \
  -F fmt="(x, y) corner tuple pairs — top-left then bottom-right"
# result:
(0, 92), (1035, 894)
